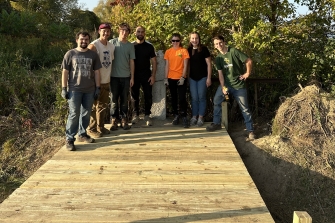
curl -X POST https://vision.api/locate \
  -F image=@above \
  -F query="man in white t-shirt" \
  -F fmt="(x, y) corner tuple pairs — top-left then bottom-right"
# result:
(87, 23), (115, 138)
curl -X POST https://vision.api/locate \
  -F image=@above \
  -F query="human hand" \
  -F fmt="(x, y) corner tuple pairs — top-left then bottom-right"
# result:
(61, 87), (69, 99)
(164, 78), (169, 86)
(177, 76), (185, 86)
(94, 87), (100, 100)
(206, 78), (212, 87)
(130, 77), (134, 87)
(148, 76), (155, 85)
(222, 86), (228, 95)
(239, 73), (250, 81)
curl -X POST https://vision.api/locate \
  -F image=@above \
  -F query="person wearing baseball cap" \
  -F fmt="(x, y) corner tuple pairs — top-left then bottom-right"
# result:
(87, 23), (115, 138)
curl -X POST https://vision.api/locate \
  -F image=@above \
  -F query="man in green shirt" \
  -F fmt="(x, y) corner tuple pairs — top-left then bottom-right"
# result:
(207, 35), (255, 140)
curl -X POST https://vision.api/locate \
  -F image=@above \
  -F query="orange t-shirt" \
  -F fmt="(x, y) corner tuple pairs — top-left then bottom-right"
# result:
(164, 47), (190, 79)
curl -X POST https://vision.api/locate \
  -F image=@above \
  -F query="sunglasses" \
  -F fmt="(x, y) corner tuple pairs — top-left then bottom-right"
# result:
(171, 39), (180, 42)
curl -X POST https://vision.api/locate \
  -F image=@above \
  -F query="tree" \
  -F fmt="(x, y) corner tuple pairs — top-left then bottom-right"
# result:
(93, 0), (334, 109)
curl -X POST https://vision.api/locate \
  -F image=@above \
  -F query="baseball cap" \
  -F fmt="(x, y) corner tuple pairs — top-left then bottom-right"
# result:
(99, 23), (111, 30)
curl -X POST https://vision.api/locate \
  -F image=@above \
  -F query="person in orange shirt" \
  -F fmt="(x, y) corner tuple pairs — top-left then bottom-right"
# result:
(164, 33), (190, 128)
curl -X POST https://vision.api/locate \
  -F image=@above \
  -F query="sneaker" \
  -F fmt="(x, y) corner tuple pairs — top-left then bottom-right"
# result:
(65, 140), (76, 151)
(78, 134), (95, 143)
(87, 130), (103, 138)
(182, 117), (189, 128)
(249, 132), (256, 141)
(190, 117), (197, 126)
(172, 115), (179, 125)
(206, 123), (222, 132)
(110, 118), (119, 131)
(132, 115), (140, 124)
(101, 127), (110, 135)
(197, 117), (204, 127)
(144, 115), (152, 126)
(121, 118), (131, 130)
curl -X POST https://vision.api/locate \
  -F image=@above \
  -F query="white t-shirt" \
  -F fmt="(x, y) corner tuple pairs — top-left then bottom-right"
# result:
(91, 39), (115, 84)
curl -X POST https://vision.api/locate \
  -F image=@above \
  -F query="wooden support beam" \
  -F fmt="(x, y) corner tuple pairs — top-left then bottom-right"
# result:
(293, 211), (312, 223)
(222, 102), (228, 130)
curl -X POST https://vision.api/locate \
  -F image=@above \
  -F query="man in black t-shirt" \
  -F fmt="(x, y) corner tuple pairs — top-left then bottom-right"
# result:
(131, 26), (157, 126)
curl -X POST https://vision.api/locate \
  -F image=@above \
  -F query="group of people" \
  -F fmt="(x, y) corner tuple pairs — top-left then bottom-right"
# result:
(61, 22), (255, 151)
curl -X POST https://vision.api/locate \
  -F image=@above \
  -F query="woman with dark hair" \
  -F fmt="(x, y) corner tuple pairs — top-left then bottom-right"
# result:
(164, 33), (190, 127)
(187, 32), (212, 126)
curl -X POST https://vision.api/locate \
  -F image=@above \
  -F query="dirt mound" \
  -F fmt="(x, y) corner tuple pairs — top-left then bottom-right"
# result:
(233, 85), (335, 222)
(270, 85), (335, 177)
(273, 85), (335, 147)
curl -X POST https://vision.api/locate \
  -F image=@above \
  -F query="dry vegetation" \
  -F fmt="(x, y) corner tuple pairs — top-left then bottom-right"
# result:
(231, 85), (335, 223)
(0, 115), (63, 202)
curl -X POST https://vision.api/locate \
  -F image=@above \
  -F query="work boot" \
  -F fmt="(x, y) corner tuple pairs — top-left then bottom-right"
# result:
(77, 134), (95, 143)
(206, 123), (222, 132)
(121, 117), (131, 130)
(110, 118), (119, 131)
(87, 130), (103, 138)
(65, 140), (76, 151)
(101, 127), (110, 135)
(172, 115), (179, 125)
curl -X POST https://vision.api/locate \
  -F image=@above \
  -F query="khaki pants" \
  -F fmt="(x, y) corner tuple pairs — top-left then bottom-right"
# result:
(88, 83), (110, 133)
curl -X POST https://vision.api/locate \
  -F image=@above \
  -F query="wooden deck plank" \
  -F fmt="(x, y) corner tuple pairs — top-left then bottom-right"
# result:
(0, 125), (274, 222)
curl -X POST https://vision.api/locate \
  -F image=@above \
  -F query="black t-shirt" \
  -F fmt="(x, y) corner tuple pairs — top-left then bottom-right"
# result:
(187, 46), (211, 80)
(133, 41), (156, 79)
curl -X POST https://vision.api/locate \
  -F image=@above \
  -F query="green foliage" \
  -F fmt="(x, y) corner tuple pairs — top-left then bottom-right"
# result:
(92, 0), (332, 114)
(0, 9), (38, 36)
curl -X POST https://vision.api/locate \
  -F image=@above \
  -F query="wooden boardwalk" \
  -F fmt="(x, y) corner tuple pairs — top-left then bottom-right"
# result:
(0, 123), (274, 222)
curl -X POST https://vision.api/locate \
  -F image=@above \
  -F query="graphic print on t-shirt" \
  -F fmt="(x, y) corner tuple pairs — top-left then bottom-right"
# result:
(102, 50), (112, 69)
(73, 56), (93, 78)
(224, 58), (232, 70)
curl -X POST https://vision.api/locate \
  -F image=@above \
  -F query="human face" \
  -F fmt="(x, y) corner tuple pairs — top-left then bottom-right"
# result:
(99, 28), (111, 41)
(119, 26), (130, 39)
(76, 34), (90, 49)
(190, 33), (199, 47)
(171, 37), (181, 47)
(135, 27), (145, 41)
(214, 39), (225, 52)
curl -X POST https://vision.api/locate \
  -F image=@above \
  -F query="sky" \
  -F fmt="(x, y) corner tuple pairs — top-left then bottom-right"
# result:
(77, 0), (309, 14)
(78, 0), (99, 11)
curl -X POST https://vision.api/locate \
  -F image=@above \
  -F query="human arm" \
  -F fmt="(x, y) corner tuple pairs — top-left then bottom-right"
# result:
(205, 57), (212, 87)
(182, 58), (188, 78)
(130, 59), (134, 87)
(177, 58), (189, 85)
(164, 59), (169, 85)
(239, 58), (252, 81)
(93, 69), (101, 100)
(148, 56), (157, 85)
(62, 69), (69, 88)
(61, 69), (69, 99)
(218, 70), (228, 95)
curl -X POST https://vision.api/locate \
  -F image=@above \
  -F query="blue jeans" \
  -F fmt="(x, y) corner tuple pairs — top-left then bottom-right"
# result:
(189, 77), (207, 117)
(213, 86), (253, 132)
(66, 91), (95, 141)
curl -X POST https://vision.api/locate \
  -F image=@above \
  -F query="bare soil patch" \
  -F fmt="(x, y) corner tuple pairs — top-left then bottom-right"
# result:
(230, 85), (335, 223)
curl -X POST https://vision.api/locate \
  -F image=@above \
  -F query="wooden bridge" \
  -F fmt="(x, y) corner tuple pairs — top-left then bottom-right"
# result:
(0, 122), (274, 222)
